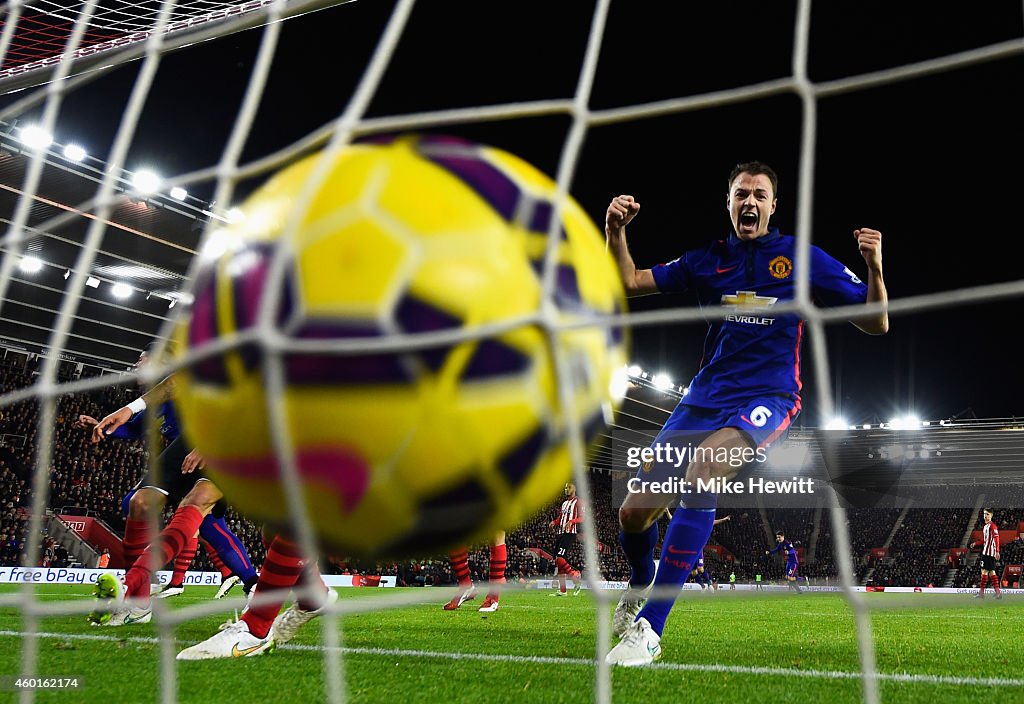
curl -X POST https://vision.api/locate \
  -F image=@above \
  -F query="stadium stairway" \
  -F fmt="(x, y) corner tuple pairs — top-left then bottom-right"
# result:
(807, 504), (823, 563)
(46, 514), (100, 569)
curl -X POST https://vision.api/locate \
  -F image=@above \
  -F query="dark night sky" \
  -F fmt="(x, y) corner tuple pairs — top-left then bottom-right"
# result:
(3, 0), (1023, 426)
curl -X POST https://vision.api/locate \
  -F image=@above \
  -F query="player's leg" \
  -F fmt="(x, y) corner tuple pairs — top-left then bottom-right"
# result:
(992, 569), (1002, 599)
(271, 557), (337, 644)
(443, 545), (478, 610)
(88, 484), (167, 624)
(787, 563), (803, 593)
(113, 474), (224, 624)
(204, 538), (244, 599)
(153, 529), (198, 598)
(975, 562), (988, 598)
(614, 410), (716, 635)
(123, 487), (168, 569)
(551, 534), (578, 596)
(198, 505), (260, 596)
(479, 532), (506, 612)
(178, 529), (306, 659)
(610, 423), (760, 666)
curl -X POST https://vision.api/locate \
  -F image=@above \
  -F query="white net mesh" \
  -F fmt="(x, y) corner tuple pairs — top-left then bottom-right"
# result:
(1, 0), (1023, 702)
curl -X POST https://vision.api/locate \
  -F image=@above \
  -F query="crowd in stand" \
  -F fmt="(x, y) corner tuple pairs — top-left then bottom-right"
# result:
(3, 359), (1024, 589)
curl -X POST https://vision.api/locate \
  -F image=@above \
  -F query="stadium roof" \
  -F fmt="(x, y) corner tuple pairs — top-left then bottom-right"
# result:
(0, 119), (214, 371)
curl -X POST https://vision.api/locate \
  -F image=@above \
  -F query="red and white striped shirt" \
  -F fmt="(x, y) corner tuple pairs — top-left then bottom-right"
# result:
(558, 496), (583, 535)
(982, 521), (1000, 557)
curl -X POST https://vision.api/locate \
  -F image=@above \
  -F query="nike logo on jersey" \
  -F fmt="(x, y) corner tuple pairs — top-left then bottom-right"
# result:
(715, 264), (738, 274)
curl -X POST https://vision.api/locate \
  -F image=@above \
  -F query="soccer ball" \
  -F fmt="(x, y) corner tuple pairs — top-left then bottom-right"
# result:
(173, 134), (628, 558)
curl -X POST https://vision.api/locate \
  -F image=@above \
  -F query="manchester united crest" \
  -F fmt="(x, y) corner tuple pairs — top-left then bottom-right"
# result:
(769, 255), (793, 279)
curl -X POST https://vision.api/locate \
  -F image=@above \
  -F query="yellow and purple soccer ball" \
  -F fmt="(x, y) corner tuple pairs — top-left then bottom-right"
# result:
(173, 134), (627, 558)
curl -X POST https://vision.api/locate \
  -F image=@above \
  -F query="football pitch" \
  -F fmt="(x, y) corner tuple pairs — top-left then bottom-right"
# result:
(1, 585), (1022, 703)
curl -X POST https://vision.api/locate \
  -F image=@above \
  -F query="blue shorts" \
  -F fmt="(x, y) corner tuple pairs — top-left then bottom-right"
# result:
(785, 560), (799, 578)
(659, 396), (800, 450)
(631, 396), (800, 508)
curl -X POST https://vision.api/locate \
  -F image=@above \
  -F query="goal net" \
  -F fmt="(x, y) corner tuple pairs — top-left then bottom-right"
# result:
(1, 0), (1023, 702)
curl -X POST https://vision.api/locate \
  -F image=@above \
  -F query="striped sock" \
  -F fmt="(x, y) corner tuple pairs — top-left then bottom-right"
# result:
(555, 557), (574, 592)
(294, 560), (328, 612)
(122, 518), (151, 571)
(124, 506), (205, 600)
(242, 534), (307, 639)
(169, 533), (198, 587)
(486, 544), (507, 599)
(201, 538), (232, 579)
(449, 547), (472, 587)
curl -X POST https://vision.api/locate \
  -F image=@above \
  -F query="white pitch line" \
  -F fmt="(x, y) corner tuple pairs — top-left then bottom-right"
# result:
(0, 630), (1021, 688)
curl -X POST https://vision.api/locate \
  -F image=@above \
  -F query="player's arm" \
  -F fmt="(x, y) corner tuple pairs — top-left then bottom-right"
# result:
(851, 228), (888, 335)
(92, 374), (176, 443)
(605, 195), (658, 297)
(712, 515), (731, 526)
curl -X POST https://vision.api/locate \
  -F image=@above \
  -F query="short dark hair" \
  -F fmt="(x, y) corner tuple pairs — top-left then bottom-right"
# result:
(983, 508), (993, 515)
(729, 161), (779, 199)
(775, 531), (785, 538)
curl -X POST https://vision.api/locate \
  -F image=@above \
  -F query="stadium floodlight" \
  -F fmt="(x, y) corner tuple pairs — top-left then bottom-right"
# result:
(226, 207), (245, 223)
(888, 415), (921, 431)
(862, 423), (871, 429)
(682, 386), (689, 396)
(626, 364), (643, 377)
(609, 367), (630, 401)
(131, 169), (162, 195)
(85, 276), (100, 288)
(170, 186), (188, 201)
(18, 124), (52, 149)
(651, 373), (673, 390)
(825, 417), (848, 431)
(111, 282), (133, 299)
(18, 256), (43, 273)
(62, 143), (86, 162)
(200, 231), (230, 261)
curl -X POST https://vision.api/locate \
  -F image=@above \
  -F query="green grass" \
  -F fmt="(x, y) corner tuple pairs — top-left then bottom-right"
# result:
(1, 585), (1023, 703)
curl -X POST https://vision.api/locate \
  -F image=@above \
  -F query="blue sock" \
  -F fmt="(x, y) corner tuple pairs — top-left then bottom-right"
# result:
(619, 522), (660, 588)
(199, 515), (258, 583)
(636, 507), (716, 637)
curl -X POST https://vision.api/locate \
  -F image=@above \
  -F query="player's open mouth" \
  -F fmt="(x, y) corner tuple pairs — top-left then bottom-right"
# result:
(739, 211), (758, 229)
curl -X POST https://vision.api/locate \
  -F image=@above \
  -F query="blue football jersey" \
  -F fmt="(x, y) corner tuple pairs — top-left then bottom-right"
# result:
(651, 228), (868, 409)
(771, 540), (798, 561)
(110, 400), (182, 443)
